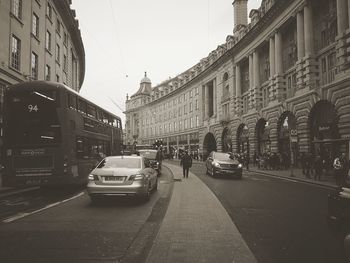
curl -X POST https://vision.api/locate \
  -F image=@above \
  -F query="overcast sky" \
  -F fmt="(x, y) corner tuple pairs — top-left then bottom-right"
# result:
(71, 0), (261, 126)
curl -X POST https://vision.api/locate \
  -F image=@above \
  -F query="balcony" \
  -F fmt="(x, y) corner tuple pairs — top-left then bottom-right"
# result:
(219, 114), (230, 126)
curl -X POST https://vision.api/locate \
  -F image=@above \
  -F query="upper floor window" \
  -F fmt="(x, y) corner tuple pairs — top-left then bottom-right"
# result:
(12, 0), (23, 20)
(32, 13), (39, 37)
(46, 3), (52, 20)
(31, 52), (38, 80)
(10, 35), (21, 70)
(45, 65), (51, 81)
(56, 19), (61, 35)
(46, 31), (51, 51)
(56, 44), (60, 63)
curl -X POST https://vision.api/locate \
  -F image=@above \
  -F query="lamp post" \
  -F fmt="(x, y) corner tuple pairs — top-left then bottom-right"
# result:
(290, 129), (298, 177)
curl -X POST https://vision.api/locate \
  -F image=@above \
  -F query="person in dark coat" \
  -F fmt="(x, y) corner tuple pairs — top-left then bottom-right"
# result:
(156, 147), (164, 171)
(180, 150), (192, 178)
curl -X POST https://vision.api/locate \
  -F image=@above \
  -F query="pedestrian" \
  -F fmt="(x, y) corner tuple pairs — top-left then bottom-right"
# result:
(314, 155), (323, 181)
(244, 152), (250, 170)
(180, 150), (192, 178)
(333, 153), (348, 186)
(156, 147), (164, 171)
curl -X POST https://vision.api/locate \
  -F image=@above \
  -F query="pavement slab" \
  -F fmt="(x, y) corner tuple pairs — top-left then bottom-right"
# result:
(145, 162), (257, 263)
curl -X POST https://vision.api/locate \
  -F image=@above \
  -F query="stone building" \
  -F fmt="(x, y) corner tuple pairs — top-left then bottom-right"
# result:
(0, 0), (85, 91)
(125, 0), (350, 164)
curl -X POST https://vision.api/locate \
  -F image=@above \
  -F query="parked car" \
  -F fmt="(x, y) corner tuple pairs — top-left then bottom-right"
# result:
(87, 156), (158, 202)
(206, 151), (243, 179)
(328, 186), (350, 261)
(138, 149), (161, 176)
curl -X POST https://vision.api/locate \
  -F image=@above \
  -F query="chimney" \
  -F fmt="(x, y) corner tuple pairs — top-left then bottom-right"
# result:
(232, 0), (248, 28)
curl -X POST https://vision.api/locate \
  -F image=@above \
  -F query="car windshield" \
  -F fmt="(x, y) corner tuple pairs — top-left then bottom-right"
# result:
(138, 150), (157, 159)
(214, 152), (234, 161)
(97, 157), (141, 169)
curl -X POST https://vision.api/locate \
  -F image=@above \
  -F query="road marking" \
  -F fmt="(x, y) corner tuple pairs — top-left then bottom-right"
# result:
(2, 192), (84, 223)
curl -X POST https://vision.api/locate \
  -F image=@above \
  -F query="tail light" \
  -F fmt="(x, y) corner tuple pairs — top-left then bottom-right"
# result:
(129, 174), (145, 181)
(88, 174), (99, 181)
(63, 155), (68, 173)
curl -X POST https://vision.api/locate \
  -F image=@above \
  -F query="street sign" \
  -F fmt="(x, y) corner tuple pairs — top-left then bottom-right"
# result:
(291, 137), (298, 143)
(290, 129), (297, 136)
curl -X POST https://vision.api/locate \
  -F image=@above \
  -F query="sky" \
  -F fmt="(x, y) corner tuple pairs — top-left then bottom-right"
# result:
(71, 0), (261, 127)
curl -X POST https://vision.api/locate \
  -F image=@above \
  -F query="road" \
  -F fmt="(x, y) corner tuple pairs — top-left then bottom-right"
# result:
(188, 161), (347, 263)
(0, 167), (173, 263)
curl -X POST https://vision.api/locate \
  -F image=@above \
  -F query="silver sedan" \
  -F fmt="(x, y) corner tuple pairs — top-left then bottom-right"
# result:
(87, 155), (158, 202)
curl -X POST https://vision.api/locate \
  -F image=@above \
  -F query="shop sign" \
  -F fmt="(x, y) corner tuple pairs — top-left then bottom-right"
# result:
(318, 125), (330, 131)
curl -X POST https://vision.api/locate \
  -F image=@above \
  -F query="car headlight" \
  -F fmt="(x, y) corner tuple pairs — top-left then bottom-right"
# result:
(238, 164), (243, 168)
(213, 161), (220, 167)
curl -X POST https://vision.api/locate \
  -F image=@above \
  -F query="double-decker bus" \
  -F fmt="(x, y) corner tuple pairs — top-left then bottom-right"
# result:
(2, 81), (123, 187)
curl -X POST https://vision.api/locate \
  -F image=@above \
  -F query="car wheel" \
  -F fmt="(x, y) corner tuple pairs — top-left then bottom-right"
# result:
(143, 184), (151, 201)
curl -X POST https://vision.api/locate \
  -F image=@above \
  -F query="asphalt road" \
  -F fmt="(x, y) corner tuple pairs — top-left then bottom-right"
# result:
(188, 161), (347, 263)
(0, 167), (173, 263)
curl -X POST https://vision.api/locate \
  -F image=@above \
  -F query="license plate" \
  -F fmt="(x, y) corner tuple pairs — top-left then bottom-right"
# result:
(104, 176), (124, 182)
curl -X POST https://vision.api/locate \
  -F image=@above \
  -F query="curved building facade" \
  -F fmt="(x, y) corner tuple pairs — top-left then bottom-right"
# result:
(0, 0), (85, 91)
(125, 0), (350, 164)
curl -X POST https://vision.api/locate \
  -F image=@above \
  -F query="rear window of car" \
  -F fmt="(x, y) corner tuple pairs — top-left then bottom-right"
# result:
(138, 150), (157, 159)
(97, 158), (141, 169)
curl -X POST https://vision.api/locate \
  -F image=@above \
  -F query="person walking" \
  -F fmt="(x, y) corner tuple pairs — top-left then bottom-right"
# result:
(333, 153), (348, 186)
(180, 150), (192, 178)
(314, 154), (323, 181)
(156, 147), (164, 172)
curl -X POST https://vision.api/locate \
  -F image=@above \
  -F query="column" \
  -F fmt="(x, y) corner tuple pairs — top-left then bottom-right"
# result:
(235, 65), (241, 114)
(297, 11), (305, 60)
(253, 50), (260, 87)
(269, 37), (275, 77)
(274, 31), (283, 74)
(337, 0), (349, 35)
(205, 84), (210, 119)
(249, 54), (254, 88)
(304, 4), (314, 56)
(235, 65), (241, 97)
(213, 78), (217, 116)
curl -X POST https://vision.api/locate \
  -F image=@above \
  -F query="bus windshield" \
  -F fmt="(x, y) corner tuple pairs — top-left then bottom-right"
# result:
(6, 90), (61, 145)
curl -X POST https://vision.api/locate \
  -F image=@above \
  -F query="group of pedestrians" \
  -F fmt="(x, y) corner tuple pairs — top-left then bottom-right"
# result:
(253, 152), (291, 170)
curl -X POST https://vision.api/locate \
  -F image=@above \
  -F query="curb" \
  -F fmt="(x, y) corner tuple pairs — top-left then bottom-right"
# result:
(0, 186), (40, 198)
(249, 169), (338, 189)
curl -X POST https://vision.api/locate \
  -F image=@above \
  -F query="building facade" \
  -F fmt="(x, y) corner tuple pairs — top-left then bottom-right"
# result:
(125, 0), (350, 164)
(0, 0), (85, 91)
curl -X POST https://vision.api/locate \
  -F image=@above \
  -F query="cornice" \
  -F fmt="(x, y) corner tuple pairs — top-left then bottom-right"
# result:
(52, 0), (85, 89)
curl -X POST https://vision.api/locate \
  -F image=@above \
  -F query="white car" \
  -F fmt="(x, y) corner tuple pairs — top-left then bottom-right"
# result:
(87, 155), (158, 202)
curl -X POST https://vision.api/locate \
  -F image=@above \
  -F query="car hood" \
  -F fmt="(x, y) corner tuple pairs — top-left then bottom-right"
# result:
(91, 167), (142, 177)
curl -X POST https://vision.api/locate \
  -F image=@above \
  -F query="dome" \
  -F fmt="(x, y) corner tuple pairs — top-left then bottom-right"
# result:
(140, 72), (151, 84)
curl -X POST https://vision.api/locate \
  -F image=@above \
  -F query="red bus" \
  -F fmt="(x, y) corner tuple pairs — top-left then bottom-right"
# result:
(3, 81), (123, 187)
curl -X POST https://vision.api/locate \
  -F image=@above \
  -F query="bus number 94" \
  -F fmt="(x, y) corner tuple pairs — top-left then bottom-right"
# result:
(28, 104), (39, 112)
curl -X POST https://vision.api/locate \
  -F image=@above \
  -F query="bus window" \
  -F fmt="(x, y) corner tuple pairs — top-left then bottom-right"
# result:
(6, 90), (61, 145)
(77, 99), (87, 114)
(87, 104), (96, 118)
(68, 94), (77, 109)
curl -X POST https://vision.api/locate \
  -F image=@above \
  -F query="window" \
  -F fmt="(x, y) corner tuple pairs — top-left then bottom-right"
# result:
(196, 116), (199, 127)
(46, 3), (52, 19)
(190, 102), (193, 112)
(63, 32), (68, 46)
(190, 90), (193, 98)
(11, 35), (21, 70)
(12, 0), (23, 19)
(46, 31), (51, 51)
(32, 13), (39, 37)
(195, 99), (198, 110)
(31, 52), (38, 80)
(63, 54), (67, 72)
(56, 44), (60, 63)
(56, 19), (61, 35)
(45, 65), (51, 81)
(56, 74), (59, 82)
(195, 86), (199, 95)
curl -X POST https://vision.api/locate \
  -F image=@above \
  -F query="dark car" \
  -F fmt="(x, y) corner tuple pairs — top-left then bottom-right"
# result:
(138, 149), (161, 176)
(328, 186), (350, 261)
(205, 151), (243, 179)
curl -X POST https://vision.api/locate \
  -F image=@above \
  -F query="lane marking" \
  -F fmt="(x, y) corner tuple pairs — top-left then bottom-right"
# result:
(2, 192), (84, 223)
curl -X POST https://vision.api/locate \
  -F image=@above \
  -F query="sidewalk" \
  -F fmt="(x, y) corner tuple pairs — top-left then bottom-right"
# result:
(146, 162), (257, 263)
